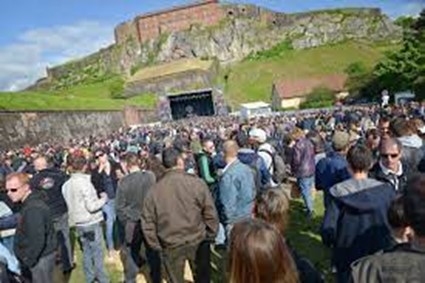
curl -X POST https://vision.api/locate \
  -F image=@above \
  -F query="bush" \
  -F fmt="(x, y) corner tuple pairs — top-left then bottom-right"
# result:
(245, 40), (293, 61)
(300, 87), (335, 109)
(344, 61), (373, 95)
(108, 78), (125, 99)
(345, 62), (368, 77)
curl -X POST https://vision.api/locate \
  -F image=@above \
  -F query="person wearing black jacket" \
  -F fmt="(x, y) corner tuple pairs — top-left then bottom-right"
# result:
(6, 172), (56, 283)
(30, 156), (73, 273)
(351, 174), (425, 282)
(369, 138), (409, 193)
(116, 153), (159, 283)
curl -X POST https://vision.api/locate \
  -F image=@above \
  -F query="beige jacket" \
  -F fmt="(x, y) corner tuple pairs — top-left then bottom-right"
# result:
(62, 173), (105, 227)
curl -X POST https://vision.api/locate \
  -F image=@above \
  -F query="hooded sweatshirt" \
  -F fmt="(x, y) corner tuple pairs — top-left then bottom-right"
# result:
(398, 135), (423, 173)
(321, 178), (396, 272)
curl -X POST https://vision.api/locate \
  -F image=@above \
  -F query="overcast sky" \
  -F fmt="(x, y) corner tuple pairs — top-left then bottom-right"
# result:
(1, 0), (424, 91)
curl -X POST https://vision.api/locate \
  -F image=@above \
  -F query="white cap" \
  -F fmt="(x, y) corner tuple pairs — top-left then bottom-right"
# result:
(249, 128), (267, 143)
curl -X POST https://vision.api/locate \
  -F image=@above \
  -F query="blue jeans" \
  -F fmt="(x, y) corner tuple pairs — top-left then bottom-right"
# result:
(215, 223), (226, 245)
(53, 213), (73, 272)
(0, 241), (20, 275)
(297, 176), (314, 216)
(1, 235), (14, 256)
(102, 199), (116, 252)
(76, 223), (109, 283)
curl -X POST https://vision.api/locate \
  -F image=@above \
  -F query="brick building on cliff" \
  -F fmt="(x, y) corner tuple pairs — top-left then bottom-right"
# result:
(114, 0), (224, 44)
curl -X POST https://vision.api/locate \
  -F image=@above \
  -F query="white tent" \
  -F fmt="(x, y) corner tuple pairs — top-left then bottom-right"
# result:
(240, 101), (271, 119)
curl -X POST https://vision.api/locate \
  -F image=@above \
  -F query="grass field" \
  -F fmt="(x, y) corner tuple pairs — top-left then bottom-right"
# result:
(62, 191), (330, 283)
(219, 41), (397, 106)
(129, 58), (214, 82)
(0, 80), (157, 111)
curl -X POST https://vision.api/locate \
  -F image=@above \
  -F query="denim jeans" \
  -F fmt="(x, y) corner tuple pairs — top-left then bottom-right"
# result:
(1, 235), (14, 256)
(0, 241), (20, 275)
(297, 176), (315, 216)
(28, 252), (55, 283)
(52, 213), (73, 272)
(76, 222), (109, 283)
(102, 199), (116, 252)
(215, 223), (226, 246)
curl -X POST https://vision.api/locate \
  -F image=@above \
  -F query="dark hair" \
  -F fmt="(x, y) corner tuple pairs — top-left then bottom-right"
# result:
(235, 132), (249, 148)
(346, 144), (372, 173)
(68, 155), (87, 172)
(145, 155), (166, 180)
(388, 196), (408, 229)
(125, 152), (140, 167)
(162, 148), (181, 169)
(379, 115), (391, 125)
(365, 128), (379, 140)
(306, 131), (325, 154)
(229, 219), (299, 283)
(404, 174), (425, 237)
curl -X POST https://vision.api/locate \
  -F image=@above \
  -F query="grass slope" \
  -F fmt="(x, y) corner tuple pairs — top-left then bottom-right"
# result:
(220, 41), (397, 106)
(0, 79), (157, 111)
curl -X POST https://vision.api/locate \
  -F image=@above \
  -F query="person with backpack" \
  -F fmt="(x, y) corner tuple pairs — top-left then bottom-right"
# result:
(235, 132), (271, 192)
(249, 128), (287, 188)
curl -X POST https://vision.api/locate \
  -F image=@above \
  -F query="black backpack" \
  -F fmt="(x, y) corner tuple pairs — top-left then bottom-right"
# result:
(259, 148), (287, 184)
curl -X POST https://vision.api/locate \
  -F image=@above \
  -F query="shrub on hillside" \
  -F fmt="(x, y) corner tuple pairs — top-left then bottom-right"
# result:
(108, 78), (125, 99)
(300, 87), (335, 109)
(245, 40), (293, 61)
(344, 61), (373, 96)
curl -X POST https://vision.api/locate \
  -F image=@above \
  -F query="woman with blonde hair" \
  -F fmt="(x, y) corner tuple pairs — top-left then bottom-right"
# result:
(229, 218), (299, 283)
(254, 189), (324, 283)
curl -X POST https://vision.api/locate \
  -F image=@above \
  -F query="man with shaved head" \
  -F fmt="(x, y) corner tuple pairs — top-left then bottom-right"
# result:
(30, 156), (74, 274)
(218, 140), (256, 241)
(369, 138), (410, 193)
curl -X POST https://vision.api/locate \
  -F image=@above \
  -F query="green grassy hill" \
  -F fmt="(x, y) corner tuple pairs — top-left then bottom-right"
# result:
(0, 40), (397, 111)
(0, 79), (157, 111)
(219, 41), (397, 106)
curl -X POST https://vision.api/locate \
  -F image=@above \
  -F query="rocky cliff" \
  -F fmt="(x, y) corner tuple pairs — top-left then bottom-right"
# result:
(40, 5), (401, 89)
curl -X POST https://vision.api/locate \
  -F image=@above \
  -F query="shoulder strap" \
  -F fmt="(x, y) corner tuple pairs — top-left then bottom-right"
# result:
(258, 149), (274, 170)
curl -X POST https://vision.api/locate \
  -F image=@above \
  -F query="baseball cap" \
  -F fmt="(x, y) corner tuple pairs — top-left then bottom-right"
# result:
(249, 128), (267, 143)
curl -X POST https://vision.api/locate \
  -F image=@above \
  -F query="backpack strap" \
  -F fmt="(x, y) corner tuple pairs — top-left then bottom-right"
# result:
(258, 149), (274, 171)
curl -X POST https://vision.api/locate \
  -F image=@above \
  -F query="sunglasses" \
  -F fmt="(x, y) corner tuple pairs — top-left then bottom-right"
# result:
(381, 153), (399, 159)
(6, 184), (24, 193)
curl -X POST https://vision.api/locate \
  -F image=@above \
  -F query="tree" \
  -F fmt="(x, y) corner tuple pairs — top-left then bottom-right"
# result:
(344, 62), (372, 95)
(357, 9), (425, 98)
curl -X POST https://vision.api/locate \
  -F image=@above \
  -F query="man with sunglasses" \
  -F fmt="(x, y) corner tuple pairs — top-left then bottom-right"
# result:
(5, 173), (56, 283)
(369, 138), (409, 193)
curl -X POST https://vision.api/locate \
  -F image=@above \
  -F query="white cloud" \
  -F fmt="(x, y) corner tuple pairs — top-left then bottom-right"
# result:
(0, 21), (114, 91)
(398, 1), (425, 17)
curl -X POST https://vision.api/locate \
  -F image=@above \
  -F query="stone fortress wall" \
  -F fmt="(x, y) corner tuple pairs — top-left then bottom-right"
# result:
(115, 0), (223, 44)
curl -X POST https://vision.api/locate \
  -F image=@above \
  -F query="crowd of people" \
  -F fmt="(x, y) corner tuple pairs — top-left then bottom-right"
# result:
(1, 102), (425, 282)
